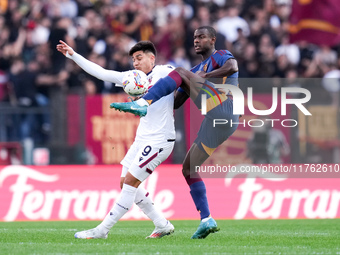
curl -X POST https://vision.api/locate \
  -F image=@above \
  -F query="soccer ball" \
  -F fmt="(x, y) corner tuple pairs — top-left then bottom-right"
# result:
(122, 70), (149, 97)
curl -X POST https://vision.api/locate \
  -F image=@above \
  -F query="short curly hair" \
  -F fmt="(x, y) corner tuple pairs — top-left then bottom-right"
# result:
(196, 26), (217, 38)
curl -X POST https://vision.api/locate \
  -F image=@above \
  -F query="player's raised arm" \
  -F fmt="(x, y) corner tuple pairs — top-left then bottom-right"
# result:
(56, 40), (125, 85)
(201, 58), (238, 79)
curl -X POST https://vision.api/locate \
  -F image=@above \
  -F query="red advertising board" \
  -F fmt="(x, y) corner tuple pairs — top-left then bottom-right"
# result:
(1, 165), (340, 222)
(85, 94), (141, 164)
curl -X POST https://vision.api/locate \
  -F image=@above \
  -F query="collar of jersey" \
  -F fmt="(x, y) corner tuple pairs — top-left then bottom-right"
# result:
(146, 66), (156, 76)
(201, 50), (217, 64)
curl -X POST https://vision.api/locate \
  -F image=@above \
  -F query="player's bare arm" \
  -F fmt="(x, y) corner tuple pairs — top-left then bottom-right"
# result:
(200, 58), (238, 78)
(175, 58), (238, 109)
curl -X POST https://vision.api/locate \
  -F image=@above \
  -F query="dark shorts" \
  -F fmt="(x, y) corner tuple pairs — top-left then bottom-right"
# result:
(194, 97), (239, 155)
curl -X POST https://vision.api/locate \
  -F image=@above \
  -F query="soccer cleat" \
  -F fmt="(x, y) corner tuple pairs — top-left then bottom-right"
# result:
(74, 227), (108, 239)
(146, 221), (175, 239)
(191, 218), (220, 239)
(110, 101), (148, 117)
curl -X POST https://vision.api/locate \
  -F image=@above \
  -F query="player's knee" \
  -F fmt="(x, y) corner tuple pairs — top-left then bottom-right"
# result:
(124, 172), (141, 188)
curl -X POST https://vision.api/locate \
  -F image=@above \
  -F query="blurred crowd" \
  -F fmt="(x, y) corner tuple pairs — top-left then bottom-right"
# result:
(1, 0), (340, 143)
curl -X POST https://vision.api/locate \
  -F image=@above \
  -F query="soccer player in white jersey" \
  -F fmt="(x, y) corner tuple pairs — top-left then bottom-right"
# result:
(57, 40), (175, 239)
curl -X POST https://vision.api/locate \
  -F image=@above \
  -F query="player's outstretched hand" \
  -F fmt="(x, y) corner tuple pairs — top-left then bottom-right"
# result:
(56, 40), (74, 57)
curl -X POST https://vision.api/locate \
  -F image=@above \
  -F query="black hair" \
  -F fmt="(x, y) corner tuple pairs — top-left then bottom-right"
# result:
(196, 26), (217, 38)
(129, 41), (157, 57)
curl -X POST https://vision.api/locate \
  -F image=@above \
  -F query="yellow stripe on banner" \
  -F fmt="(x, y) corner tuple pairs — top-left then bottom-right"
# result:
(288, 19), (340, 34)
(205, 94), (228, 113)
(0, 0), (8, 13)
(298, 0), (312, 5)
(201, 143), (216, 156)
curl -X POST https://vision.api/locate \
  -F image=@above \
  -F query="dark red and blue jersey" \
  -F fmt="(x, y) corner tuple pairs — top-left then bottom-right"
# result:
(191, 50), (238, 85)
(190, 50), (239, 154)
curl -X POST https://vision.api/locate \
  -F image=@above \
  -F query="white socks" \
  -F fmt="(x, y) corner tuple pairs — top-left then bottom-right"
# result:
(97, 185), (167, 234)
(201, 217), (211, 223)
(134, 187), (168, 228)
(98, 184), (137, 233)
(136, 98), (149, 106)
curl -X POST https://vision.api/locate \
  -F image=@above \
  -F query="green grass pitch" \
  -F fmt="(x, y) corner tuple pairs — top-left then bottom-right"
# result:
(1, 219), (340, 254)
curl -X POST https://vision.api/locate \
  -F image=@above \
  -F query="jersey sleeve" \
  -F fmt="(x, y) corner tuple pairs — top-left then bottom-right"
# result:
(213, 50), (235, 67)
(69, 52), (128, 86)
(158, 65), (175, 76)
(190, 65), (199, 73)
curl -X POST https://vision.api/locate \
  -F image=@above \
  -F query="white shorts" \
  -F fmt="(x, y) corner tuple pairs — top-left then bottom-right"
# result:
(120, 140), (174, 182)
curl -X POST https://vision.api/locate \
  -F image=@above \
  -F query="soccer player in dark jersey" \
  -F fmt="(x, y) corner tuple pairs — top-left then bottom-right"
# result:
(111, 26), (239, 239)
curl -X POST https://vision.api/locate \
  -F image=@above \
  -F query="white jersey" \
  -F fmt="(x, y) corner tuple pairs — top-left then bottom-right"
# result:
(68, 52), (176, 143)
(136, 65), (175, 142)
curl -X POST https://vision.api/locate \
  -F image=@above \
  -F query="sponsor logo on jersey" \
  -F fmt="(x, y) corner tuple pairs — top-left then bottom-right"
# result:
(203, 63), (208, 72)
